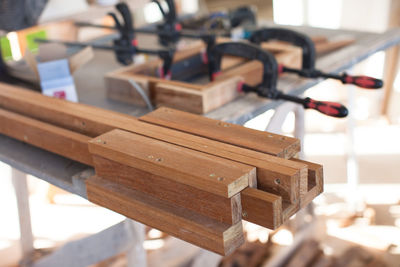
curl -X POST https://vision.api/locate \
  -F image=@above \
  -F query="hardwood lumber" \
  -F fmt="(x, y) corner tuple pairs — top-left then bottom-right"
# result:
(86, 175), (244, 255)
(88, 129), (255, 198)
(0, 85), (306, 204)
(154, 76), (243, 114)
(92, 155), (242, 225)
(0, 82), (121, 137)
(241, 188), (282, 229)
(140, 107), (300, 159)
(0, 108), (92, 165)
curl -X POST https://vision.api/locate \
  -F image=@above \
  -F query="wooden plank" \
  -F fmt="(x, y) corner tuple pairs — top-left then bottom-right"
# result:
(93, 155), (242, 225)
(140, 107), (300, 159)
(241, 188), (283, 229)
(88, 129), (255, 198)
(0, 82), (122, 137)
(0, 108), (92, 166)
(0, 85), (306, 203)
(86, 175), (244, 255)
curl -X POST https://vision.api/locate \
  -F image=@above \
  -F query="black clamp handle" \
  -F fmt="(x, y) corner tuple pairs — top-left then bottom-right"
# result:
(108, 3), (137, 65)
(208, 42), (348, 118)
(153, 0), (182, 46)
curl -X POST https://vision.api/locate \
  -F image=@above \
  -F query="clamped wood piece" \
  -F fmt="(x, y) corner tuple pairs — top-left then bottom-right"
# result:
(250, 28), (383, 89)
(208, 42), (348, 118)
(35, 3), (174, 76)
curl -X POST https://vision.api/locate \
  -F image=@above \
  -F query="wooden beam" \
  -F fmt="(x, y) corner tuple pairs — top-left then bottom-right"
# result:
(93, 155), (242, 225)
(140, 107), (300, 159)
(88, 129), (255, 198)
(0, 84), (306, 204)
(86, 175), (244, 255)
(241, 188), (282, 229)
(0, 108), (92, 165)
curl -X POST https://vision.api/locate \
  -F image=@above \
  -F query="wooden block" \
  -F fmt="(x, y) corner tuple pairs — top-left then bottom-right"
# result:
(93, 155), (242, 225)
(0, 108), (92, 165)
(155, 76), (243, 114)
(140, 107), (300, 159)
(88, 129), (255, 198)
(241, 188), (283, 229)
(86, 175), (244, 255)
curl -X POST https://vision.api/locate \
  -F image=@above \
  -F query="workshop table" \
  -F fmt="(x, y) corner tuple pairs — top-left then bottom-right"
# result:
(1, 25), (400, 267)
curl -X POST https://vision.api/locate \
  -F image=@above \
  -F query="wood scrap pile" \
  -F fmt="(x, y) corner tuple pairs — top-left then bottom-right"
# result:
(0, 83), (323, 255)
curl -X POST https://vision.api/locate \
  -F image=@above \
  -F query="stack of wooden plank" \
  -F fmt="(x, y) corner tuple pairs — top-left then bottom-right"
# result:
(0, 83), (323, 255)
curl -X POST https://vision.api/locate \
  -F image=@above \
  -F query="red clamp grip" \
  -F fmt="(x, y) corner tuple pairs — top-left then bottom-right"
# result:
(342, 74), (383, 89)
(304, 97), (348, 118)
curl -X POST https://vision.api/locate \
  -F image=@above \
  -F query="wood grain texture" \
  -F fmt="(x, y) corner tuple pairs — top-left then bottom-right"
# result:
(93, 155), (242, 225)
(86, 175), (244, 255)
(88, 129), (255, 198)
(155, 76), (243, 114)
(241, 188), (282, 229)
(0, 85), (310, 204)
(0, 83), (126, 137)
(140, 107), (300, 159)
(0, 86), (305, 203)
(0, 108), (92, 165)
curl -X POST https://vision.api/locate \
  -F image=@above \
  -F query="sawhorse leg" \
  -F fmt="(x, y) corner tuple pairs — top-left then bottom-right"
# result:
(11, 168), (35, 260)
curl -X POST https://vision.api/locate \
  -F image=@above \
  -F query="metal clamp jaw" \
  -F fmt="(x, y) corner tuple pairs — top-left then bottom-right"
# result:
(250, 27), (316, 70)
(208, 41), (278, 95)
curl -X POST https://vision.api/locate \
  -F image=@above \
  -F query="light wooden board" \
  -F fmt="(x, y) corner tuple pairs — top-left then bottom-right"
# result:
(0, 108), (92, 166)
(86, 175), (244, 255)
(88, 129), (255, 198)
(93, 155), (242, 225)
(140, 107), (300, 159)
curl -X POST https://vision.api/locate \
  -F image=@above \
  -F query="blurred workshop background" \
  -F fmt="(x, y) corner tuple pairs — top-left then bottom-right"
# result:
(0, 0), (399, 266)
